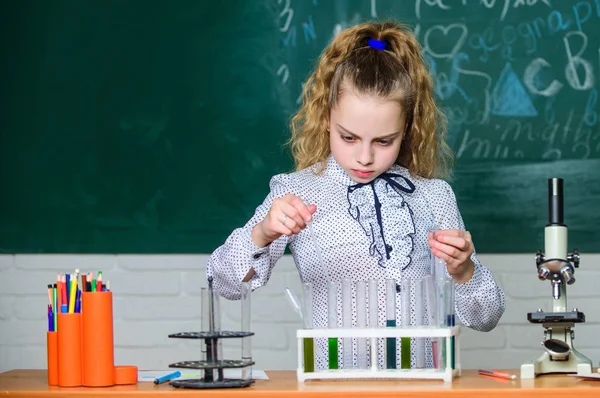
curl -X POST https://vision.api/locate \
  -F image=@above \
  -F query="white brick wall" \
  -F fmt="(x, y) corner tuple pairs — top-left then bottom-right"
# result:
(1, 253), (599, 372)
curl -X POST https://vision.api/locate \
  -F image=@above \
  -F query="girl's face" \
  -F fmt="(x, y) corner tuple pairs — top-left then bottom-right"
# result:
(329, 89), (405, 183)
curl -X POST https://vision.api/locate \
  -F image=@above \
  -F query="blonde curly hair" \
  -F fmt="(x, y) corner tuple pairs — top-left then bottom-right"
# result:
(288, 21), (453, 179)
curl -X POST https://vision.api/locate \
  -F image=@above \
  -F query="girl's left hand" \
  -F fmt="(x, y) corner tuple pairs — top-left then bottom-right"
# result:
(428, 229), (475, 283)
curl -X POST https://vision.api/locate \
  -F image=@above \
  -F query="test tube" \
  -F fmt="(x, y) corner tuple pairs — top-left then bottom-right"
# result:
(240, 282), (252, 380)
(368, 279), (379, 370)
(356, 281), (367, 369)
(205, 278), (222, 382)
(213, 286), (224, 381)
(385, 279), (396, 369)
(327, 281), (338, 370)
(423, 275), (438, 326)
(432, 256), (448, 370)
(445, 280), (456, 369)
(368, 279), (379, 327)
(423, 274), (440, 370)
(400, 277), (411, 369)
(200, 287), (209, 363)
(433, 257), (447, 329)
(302, 282), (315, 373)
(342, 278), (353, 369)
(414, 278), (425, 368)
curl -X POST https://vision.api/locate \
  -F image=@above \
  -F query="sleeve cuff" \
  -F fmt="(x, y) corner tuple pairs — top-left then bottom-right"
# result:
(240, 227), (272, 286)
(454, 262), (483, 297)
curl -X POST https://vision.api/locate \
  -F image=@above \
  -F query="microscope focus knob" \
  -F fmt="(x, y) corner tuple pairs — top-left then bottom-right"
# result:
(535, 250), (544, 267)
(567, 249), (580, 268)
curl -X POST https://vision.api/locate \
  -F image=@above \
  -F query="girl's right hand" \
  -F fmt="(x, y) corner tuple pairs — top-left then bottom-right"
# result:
(251, 194), (317, 248)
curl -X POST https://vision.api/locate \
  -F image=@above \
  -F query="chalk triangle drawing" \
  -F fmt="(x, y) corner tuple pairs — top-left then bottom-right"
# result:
(491, 63), (538, 117)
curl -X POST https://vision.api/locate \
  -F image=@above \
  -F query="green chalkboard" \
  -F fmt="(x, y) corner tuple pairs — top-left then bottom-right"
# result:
(1, 0), (599, 254)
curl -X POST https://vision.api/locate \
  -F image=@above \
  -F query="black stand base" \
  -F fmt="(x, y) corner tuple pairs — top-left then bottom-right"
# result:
(170, 378), (255, 389)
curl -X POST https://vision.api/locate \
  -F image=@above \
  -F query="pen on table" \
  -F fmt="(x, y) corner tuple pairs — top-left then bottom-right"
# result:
(154, 370), (181, 385)
(478, 369), (517, 380)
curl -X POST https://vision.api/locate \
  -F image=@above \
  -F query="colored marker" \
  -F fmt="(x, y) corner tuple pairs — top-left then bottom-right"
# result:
(52, 285), (57, 331)
(478, 369), (517, 380)
(47, 305), (53, 332)
(154, 370), (181, 384)
(74, 289), (81, 313)
(68, 280), (77, 313)
(65, 274), (70, 307)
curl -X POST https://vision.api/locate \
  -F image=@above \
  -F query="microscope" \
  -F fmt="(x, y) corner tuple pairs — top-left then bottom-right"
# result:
(520, 178), (593, 379)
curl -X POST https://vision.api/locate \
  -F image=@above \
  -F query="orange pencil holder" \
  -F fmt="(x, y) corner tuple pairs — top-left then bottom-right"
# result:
(46, 331), (58, 386)
(82, 291), (115, 387)
(57, 313), (83, 387)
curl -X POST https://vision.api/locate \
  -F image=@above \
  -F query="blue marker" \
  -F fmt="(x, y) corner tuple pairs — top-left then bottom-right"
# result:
(154, 370), (181, 385)
(47, 308), (53, 332)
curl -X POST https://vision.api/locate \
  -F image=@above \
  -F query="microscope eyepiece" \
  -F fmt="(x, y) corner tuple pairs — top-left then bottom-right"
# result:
(548, 178), (565, 226)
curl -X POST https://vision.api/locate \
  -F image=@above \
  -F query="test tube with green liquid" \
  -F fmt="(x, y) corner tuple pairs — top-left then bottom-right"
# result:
(302, 282), (315, 373)
(385, 279), (396, 369)
(400, 278), (411, 369)
(327, 281), (338, 369)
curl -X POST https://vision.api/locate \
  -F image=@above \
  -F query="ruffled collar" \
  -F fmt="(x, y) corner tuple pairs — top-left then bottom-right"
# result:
(321, 154), (417, 269)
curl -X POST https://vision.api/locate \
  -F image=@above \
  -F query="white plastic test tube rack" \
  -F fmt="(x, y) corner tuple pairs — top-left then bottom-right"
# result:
(296, 326), (461, 382)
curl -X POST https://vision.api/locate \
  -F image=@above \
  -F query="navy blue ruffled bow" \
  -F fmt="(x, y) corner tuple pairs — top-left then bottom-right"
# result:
(347, 173), (415, 262)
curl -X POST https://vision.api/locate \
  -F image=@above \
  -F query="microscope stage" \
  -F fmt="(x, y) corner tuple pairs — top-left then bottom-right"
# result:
(527, 311), (585, 323)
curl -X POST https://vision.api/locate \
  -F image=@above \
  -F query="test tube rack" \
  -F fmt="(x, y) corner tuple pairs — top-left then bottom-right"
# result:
(296, 326), (461, 382)
(165, 279), (255, 389)
(166, 331), (255, 389)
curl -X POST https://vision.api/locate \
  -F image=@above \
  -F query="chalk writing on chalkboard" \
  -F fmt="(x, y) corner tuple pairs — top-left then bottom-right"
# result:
(278, 0), (599, 162)
(1, 1), (598, 253)
(271, 0), (599, 253)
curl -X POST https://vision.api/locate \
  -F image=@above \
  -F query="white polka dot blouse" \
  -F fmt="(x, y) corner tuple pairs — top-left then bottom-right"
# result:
(207, 155), (506, 369)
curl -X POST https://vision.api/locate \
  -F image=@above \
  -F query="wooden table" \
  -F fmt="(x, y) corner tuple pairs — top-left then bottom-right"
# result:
(2, 369), (600, 397)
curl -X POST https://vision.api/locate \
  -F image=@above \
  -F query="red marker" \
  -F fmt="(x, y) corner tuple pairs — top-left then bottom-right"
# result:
(478, 369), (517, 380)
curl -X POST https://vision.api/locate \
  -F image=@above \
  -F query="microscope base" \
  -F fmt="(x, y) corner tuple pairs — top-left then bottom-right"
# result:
(520, 350), (593, 379)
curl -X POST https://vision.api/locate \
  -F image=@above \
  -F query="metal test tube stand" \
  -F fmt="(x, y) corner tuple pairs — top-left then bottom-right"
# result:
(520, 178), (593, 379)
(167, 278), (256, 388)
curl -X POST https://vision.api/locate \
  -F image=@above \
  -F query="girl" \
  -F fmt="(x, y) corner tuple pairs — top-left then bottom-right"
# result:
(207, 21), (505, 369)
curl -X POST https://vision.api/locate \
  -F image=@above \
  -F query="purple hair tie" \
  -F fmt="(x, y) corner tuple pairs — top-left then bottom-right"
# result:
(368, 38), (386, 51)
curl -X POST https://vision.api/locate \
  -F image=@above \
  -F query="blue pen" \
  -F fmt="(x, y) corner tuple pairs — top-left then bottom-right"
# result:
(154, 370), (181, 385)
